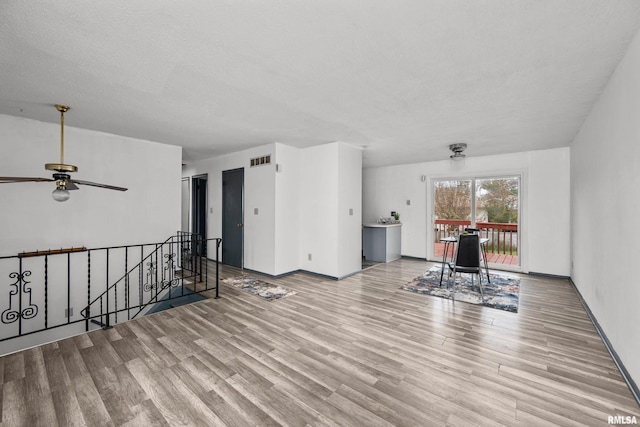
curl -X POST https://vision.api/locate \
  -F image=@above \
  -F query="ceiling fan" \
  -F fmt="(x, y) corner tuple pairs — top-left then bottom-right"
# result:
(0, 104), (128, 202)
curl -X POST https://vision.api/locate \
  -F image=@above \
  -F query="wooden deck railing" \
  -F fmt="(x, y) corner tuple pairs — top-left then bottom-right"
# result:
(434, 219), (518, 255)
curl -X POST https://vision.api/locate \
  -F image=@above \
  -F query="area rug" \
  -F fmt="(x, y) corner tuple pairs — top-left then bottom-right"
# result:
(400, 266), (520, 313)
(221, 275), (297, 301)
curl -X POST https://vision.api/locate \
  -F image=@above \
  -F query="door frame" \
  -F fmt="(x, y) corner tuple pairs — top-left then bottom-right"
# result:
(191, 174), (208, 256)
(181, 177), (190, 233)
(222, 167), (244, 268)
(427, 171), (525, 272)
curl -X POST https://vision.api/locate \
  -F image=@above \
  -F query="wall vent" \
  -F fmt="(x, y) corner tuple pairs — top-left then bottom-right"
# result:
(250, 154), (271, 167)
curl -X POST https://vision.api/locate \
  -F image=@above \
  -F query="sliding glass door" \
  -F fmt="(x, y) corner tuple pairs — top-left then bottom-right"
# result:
(433, 176), (520, 268)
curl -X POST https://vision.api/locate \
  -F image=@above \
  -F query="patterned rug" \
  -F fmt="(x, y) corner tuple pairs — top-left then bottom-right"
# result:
(400, 266), (520, 313)
(221, 275), (297, 301)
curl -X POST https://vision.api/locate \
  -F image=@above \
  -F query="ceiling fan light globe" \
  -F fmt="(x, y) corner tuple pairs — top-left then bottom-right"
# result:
(52, 188), (70, 202)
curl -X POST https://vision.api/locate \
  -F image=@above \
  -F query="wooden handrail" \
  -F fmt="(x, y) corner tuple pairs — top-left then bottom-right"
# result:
(18, 246), (87, 258)
(434, 219), (518, 231)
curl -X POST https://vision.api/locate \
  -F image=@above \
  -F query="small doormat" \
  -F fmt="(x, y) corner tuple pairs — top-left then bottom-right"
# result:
(400, 266), (520, 313)
(221, 275), (297, 301)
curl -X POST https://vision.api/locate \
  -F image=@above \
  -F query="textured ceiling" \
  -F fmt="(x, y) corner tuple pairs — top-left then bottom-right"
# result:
(2, 1), (640, 168)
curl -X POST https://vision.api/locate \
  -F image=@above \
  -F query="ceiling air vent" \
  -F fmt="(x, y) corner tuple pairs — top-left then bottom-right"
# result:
(250, 154), (271, 167)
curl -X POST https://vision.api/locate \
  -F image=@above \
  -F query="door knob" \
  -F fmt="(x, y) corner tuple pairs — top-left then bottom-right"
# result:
(237, 223), (243, 227)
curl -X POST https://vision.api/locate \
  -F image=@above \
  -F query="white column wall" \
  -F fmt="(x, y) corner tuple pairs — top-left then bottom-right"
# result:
(337, 143), (363, 278)
(362, 147), (570, 276)
(274, 143), (301, 275)
(298, 144), (340, 276)
(298, 142), (362, 278)
(570, 28), (640, 386)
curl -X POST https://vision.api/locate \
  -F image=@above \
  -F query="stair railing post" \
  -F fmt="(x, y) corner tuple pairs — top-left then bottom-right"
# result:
(105, 249), (110, 329)
(215, 238), (221, 299)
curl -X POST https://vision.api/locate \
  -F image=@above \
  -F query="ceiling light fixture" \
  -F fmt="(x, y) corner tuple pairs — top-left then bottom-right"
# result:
(0, 104), (128, 202)
(449, 143), (467, 161)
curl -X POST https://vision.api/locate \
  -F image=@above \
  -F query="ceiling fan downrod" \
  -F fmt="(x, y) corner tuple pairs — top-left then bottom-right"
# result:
(45, 104), (78, 173)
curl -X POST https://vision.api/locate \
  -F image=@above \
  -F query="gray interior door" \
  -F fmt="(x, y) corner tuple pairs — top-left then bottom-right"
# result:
(222, 168), (244, 268)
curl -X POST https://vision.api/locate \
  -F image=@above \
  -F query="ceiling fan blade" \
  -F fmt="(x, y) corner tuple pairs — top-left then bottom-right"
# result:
(65, 181), (79, 190)
(0, 176), (54, 183)
(72, 179), (128, 192)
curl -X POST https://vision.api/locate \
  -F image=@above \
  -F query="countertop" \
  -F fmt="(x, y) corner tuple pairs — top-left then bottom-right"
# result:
(363, 223), (402, 228)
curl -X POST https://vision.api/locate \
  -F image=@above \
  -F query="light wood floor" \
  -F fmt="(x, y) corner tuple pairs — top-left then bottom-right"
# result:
(1, 258), (638, 426)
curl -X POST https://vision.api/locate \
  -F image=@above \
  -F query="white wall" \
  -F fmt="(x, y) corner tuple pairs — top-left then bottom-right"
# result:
(570, 28), (640, 386)
(362, 147), (571, 276)
(0, 114), (182, 254)
(298, 144), (340, 276)
(274, 143), (301, 275)
(337, 143), (363, 278)
(245, 152), (276, 274)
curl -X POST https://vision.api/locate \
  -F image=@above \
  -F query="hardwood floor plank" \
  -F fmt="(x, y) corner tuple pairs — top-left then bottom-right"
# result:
(196, 387), (267, 427)
(91, 366), (136, 425)
(516, 399), (605, 427)
(227, 374), (328, 427)
(203, 367), (282, 427)
(42, 345), (72, 392)
(325, 389), (397, 427)
(2, 379), (27, 427)
(22, 347), (50, 401)
(27, 392), (59, 427)
(120, 399), (169, 427)
(2, 353), (24, 384)
(333, 383), (432, 427)
(72, 373), (114, 426)
(49, 384), (87, 427)
(59, 339), (90, 380)
(252, 350), (335, 399)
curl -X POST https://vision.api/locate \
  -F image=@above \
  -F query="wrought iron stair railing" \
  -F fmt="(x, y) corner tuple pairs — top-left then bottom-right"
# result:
(80, 233), (221, 329)
(0, 233), (221, 354)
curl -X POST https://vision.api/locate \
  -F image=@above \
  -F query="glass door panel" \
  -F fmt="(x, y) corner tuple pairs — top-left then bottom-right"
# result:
(433, 179), (471, 261)
(475, 177), (519, 267)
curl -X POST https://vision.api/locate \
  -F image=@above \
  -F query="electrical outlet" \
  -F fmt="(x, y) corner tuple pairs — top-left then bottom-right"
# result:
(349, 208), (353, 216)
(65, 307), (73, 318)
(406, 200), (411, 205)
(308, 253), (312, 261)
(254, 208), (259, 215)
